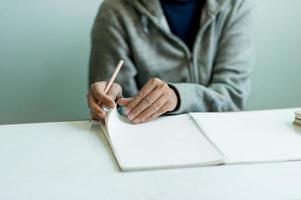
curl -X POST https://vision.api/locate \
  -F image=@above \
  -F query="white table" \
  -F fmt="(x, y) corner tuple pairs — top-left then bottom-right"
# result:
(1, 119), (301, 199)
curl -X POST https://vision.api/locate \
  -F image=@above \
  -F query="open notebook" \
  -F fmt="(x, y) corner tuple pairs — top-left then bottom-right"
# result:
(99, 107), (301, 171)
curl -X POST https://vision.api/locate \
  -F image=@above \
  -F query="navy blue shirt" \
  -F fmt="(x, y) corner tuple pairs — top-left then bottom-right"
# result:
(160, 0), (205, 50)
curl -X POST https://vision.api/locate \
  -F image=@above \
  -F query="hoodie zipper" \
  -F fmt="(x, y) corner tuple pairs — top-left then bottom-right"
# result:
(140, 13), (196, 83)
(178, 12), (217, 84)
(191, 12), (217, 83)
(133, 0), (218, 84)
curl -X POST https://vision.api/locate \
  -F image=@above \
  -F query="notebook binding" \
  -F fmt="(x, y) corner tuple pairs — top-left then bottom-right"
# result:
(187, 114), (226, 158)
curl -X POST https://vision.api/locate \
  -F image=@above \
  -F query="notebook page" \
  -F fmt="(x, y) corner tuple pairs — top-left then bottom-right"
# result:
(191, 108), (301, 164)
(106, 108), (224, 171)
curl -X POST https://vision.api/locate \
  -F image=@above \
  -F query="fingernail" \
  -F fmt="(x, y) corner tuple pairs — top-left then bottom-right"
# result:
(133, 119), (139, 124)
(124, 108), (129, 115)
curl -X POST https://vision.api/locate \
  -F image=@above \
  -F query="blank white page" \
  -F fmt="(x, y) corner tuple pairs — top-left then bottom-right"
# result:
(191, 108), (301, 164)
(105, 108), (224, 171)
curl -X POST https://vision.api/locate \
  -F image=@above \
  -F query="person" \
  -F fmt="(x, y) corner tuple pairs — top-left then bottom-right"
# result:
(87, 0), (254, 124)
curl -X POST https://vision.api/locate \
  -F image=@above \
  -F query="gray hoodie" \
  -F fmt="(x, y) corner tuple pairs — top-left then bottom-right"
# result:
(89, 0), (255, 114)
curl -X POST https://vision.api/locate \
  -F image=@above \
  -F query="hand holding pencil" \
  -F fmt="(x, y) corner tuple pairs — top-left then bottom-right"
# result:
(87, 59), (178, 123)
(87, 60), (124, 121)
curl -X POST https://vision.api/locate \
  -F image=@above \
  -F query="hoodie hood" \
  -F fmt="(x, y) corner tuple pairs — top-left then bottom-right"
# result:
(125, 0), (231, 34)
(128, 0), (231, 18)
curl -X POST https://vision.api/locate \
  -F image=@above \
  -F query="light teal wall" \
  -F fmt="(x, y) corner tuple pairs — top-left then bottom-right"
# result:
(0, 0), (101, 124)
(247, 0), (301, 110)
(0, 0), (300, 124)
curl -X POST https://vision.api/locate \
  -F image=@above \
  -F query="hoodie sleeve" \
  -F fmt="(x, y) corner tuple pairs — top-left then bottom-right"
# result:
(169, 0), (255, 114)
(88, 2), (139, 98)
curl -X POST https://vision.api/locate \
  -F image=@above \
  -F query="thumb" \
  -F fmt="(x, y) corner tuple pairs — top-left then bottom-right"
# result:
(117, 98), (132, 107)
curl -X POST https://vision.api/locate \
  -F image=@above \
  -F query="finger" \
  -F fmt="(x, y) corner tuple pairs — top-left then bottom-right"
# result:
(91, 112), (106, 122)
(91, 83), (116, 109)
(92, 90), (115, 109)
(144, 102), (171, 123)
(128, 88), (164, 121)
(87, 93), (106, 119)
(117, 98), (132, 107)
(127, 78), (160, 112)
(91, 112), (99, 121)
(106, 83), (122, 102)
(131, 95), (166, 123)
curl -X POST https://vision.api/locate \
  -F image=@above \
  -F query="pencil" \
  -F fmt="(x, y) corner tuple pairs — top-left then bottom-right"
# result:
(90, 60), (124, 122)
(104, 60), (124, 94)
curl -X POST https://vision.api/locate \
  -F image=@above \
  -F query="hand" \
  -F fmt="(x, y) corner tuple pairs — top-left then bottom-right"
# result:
(87, 81), (122, 121)
(118, 78), (178, 124)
